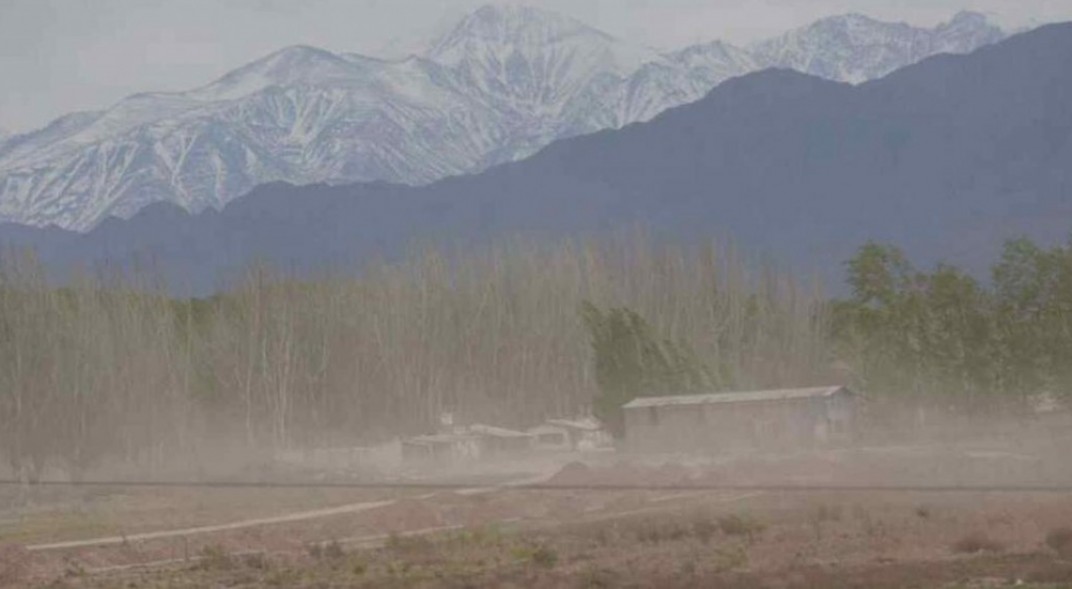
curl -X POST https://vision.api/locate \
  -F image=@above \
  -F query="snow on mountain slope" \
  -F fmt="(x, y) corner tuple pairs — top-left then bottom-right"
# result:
(751, 11), (1006, 83)
(190, 45), (380, 101)
(0, 5), (1007, 230)
(429, 5), (662, 105)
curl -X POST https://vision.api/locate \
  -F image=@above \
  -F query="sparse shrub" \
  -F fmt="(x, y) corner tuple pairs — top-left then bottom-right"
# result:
(633, 518), (691, 544)
(713, 544), (749, 572)
(591, 523), (616, 547)
(307, 539), (345, 560)
(61, 557), (85, 579)
(323, 539), (345, 559)
(718, 513), (765, 540)
(242, 552), (268, 570)
(510, 543), (558, 568)
(812, 504), (843, 523)
(264, 568), (299, 586)
(665, 521), (690, 542)
(809, 504), (842, 542)
(579, 565), (619, 588)
(859, 510), (888, 540)
(1045, 527), (1072, 556)
(449, 524), (505, 548)
(387, 532), (435, 555)
(198, 544), (235, 570)
(952, 532), (1004, 554)
(693, 517), (718, 544)
(530, 544), (558, 569)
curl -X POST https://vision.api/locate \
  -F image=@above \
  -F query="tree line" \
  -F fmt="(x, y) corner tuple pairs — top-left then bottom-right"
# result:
(578, 237), (1072, 435)
(0, 236), (828, 480)
(2, 233), (1066, 480)
(829, 238), (1072, 410)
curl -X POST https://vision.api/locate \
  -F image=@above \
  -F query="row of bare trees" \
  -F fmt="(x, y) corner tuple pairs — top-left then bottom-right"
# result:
(0, 236), (832, 479)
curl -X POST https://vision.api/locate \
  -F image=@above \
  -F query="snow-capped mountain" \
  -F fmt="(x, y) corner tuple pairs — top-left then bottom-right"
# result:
(0, 6), (1007, 230)
(751, 11), (1005, 83)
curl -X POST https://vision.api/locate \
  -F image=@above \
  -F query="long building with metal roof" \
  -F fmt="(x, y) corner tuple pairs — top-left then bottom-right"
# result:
(622, 385), (857, 453)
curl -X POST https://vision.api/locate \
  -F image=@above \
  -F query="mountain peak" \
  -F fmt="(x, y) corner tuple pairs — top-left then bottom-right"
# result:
(0, 8), (1022, 231)
(823, 12), (880, 24)
(805, 12), (903, 35)
(427, 3), (661, 80)
(192, 44), (362, 101)
(428, 4), (609, 62)
(455, 4), (591, 36)
(948, 11), (989, 26)
(750, 11), (1006, 84)
(263, 44), (340, 64)
(937, 11), (1002, 37)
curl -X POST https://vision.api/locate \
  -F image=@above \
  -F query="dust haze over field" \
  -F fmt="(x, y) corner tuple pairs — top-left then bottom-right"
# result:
(2, 3), (1072, 587)
(1, 233), (825, 484)
(1, 229), (1072, 587)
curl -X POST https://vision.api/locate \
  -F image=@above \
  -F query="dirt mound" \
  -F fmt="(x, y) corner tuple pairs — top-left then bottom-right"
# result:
(547, 461), (592, 485)
(547, 460), (696, 488)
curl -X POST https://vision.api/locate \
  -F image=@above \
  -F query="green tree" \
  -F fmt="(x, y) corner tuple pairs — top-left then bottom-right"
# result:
(580, 301), (711, 437)
(833, 237), (1072, 411)
(845, 242), (914, 308)
(993, 237), (1072, 402)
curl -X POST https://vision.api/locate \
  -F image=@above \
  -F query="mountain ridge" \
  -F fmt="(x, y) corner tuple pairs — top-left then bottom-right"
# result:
(2, 22), (1069, 295)
(0, 5), (1011, 231)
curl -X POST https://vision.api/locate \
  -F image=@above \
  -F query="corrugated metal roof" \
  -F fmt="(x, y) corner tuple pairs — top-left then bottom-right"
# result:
(468, 424), (533, 438)
(404, 433), (478, 445)
(546, 417), (602, 431)
(622, 386), (850, 409)
(528, 424), (568, 435)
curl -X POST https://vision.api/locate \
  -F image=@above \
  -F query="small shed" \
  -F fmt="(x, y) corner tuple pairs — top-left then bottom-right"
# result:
(468, 424), (534, 456)
(545, 417), (612, 450)
(622, 385), (858, 453)
(528, 424), (572, 450)
(401, 433), (481, 464)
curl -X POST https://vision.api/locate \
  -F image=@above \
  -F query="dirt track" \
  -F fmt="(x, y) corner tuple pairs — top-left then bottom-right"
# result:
(7, 444), (1072, 588)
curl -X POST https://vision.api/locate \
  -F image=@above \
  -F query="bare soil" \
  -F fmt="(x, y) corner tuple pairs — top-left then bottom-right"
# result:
(6, 449), (1072, 588)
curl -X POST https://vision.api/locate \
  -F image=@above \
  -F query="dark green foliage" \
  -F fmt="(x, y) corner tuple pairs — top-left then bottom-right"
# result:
(832, 237), (1072, 408)
(580, 301), (711, 437)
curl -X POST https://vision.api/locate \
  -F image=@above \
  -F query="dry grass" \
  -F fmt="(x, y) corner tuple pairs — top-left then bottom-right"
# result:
(14, 459), (1072, 588)
(0, 487), (403, 545)
(35, 502), (1072, 589)
(1045, 526), (1072, 557)
(952, 531), (1005, 555)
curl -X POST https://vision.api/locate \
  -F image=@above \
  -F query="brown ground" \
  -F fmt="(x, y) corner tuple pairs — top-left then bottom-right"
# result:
(5, 450), (1072, 588)
(0, 486), (409, 546)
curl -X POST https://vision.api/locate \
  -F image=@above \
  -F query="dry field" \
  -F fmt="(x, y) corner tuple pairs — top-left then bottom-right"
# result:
(4, 448), (1072, 588)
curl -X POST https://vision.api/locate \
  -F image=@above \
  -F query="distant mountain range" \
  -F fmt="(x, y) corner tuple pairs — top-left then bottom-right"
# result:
(0, 5), (1005, 230)
(3, 22), (1068, 295)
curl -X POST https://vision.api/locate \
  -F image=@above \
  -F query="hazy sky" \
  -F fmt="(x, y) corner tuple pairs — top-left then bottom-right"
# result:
(1, 0), (1069, 133)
